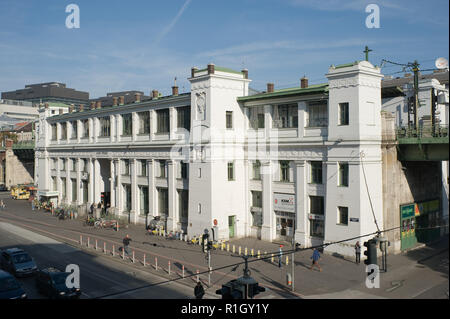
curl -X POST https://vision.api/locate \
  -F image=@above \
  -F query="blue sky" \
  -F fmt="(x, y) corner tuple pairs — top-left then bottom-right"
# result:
(0, 0), (448, 98)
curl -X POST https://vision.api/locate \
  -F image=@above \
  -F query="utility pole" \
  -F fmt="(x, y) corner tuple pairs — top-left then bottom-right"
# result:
(412, 60), (420, 131)
(291, 235), (295, 292)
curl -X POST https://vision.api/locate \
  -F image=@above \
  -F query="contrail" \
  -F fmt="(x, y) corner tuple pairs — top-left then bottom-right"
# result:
(154, 0), (192, 45)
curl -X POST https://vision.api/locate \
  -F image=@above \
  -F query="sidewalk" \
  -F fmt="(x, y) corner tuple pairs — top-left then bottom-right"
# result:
(1, 194), (448, 299)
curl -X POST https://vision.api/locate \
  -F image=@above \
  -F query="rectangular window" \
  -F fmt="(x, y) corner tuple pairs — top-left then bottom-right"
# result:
(251, 191), (262, 208)
(249, 106), (265, 129)
(177, 106), (191, 131)
(100, 117), (110, 137)
(252, 160), (261, 180)
(227, 162), (234, 181)
(339, 102), (349, 125)
(61, 123), (67, 140)
(338, 206), (348, 225)
(51, 124), (57, 140)
(71, 121), (78, 139)
(82, 119), (89, 138)
(139, 186), (149, 216)
(123, 184), (131, 212)
(338, 163), (349, 187)
(310, 219), (324, 238)
(178, 190), (189, 220)
(71, 158), (76, 172)
(310, 161), (322, 184)
(71, 179), (77, 201)
(280, 161), (290, 182)
(138, 112), (150, 134)
(122, 159), (130, 175)
(82, 181), (88, 203)
(61, 159), (66, 171)
(307, 103), (328, 127)
(226, 111), (233, 129)
(122, 114), (132, 136)
(156, 109), (170, 133)
(52, 177), (57, 191)
(273, 104), (298, 128)
(159, 160), (166, 178)
(61, 178), (66, 199)
(158, 188), (168, 216)
(181, 162), (188, 179)
(140, 160), (147, 177)
(310, 196), (324, 215)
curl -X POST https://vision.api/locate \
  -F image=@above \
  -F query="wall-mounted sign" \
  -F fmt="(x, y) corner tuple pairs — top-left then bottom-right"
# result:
(350, 218), (359, 222)
(308, 214), (325, 221)
(273, 193), (295, 213)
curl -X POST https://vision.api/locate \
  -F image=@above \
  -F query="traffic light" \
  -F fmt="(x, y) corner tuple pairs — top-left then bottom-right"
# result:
(202, 233), (209, 253)
(215, 280), (242, 299)
(216, 283), (232, 299)
(363, 239), (378, 267)
(207, 241), (213, 251)
(248, 282), (265, 299)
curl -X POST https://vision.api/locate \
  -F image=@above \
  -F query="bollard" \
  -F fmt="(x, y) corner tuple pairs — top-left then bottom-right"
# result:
(95, 239), (98, 251)
(271, 253), (274, 263)
(244, 247), (247, 255)
(123, 247), (125, 260)
(168, 261), (171, 275)
(232, 245), (235, 254)
(286, 255), (289, 265)
(251, 248), (254, 257)
(112, 245), (115, 257)
(221, 243), (224, 251)
(143, 254), (146, 266)
(258, 250), (261, 259)
(196, 269), (199, 283)
(132, 251), (135, 263)
(239, 246), (242, 255)
(87, 237), (90, 248)
(104, 242), (106, 254)
(182, 265), (185, 278)
(227, 244), (230, 252)
(116, 221), (119, 232)
(80, 235), (82, 246)
(155, 257), (158, 271)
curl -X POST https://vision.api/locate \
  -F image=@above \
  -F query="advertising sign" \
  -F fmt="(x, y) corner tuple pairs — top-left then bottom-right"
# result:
(273, 193), (295, 213)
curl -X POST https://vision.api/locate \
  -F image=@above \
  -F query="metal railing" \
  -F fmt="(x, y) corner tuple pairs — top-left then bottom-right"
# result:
(396, 124), (448, 139)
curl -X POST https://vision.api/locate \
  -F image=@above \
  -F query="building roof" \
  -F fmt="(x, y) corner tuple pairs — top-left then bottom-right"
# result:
(382, 70), (449, 88)
(237, 83), (329, 103)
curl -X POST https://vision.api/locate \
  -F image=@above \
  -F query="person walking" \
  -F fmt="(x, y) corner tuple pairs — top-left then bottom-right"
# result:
(31, 199), (35, 211)
(194, 281), (205, 299)
(310, 248), (322, 272)
(0, 200), (4, 210)
(278, 245), (283, 268)
(355, 241), (361, 264)
(123, 234), (132, 257)
(89, 203), (94, 216)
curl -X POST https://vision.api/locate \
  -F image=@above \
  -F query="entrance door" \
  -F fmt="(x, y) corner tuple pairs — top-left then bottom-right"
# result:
(228, 216), (235, 238)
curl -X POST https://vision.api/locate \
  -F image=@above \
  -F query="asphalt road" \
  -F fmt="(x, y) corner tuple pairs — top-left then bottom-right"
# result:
(0, 221), (204, 299)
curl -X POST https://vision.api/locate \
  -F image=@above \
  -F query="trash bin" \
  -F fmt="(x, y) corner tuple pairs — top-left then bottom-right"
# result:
(286, 273), (292, 286)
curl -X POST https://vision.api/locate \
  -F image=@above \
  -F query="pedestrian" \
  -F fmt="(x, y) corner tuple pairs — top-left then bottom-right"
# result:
(0, 200), (4, 210)
(89, 203), (94, 216)
(31, 199), (35, 211)
(355, 241), (361, 264)
(123, 234), (132, 256)
(310, 248), (322, 272)
(194, 281), (205, 299)
(278, 245), (283, 268)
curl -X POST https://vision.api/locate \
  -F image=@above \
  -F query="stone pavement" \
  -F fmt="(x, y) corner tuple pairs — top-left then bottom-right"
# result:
(1, 193), (448, 299)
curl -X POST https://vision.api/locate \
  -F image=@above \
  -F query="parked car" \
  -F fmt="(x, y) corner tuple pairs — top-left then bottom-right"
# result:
(0, 248), (38, 277)
(0, 270), (27, 299)
(35, 268), (81, 299)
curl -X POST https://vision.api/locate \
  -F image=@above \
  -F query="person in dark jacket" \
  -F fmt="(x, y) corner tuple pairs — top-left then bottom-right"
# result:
(194, 281), (205, 299)
(123, 234), (132, 256)
(355, 241), (361, 264)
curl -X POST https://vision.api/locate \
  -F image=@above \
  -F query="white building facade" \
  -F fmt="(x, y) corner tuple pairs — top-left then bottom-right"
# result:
(35, 61), (386, 256)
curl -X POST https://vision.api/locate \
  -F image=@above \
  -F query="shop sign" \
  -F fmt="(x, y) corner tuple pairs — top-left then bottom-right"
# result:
(308, 214), (324, 221)
(273, 193), (295, 213)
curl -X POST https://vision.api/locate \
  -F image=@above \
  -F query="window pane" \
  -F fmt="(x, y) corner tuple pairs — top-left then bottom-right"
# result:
(226, 111), (233, 129)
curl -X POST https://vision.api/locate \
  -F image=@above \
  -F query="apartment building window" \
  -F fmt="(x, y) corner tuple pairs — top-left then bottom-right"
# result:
(71, 158), (76, 172)
(338, 163), (349, 187)
(61, 123), (67, 140)
(273, 104), (298, 128)
(226, 111), (233, 129)
(52, 177), (57, 191)
(249, 106), (265, 129)
(123, 184), (131, 212)
(251, 191), (263, 227)
(138, 112), (150, 134)
(310, 161), (323, 184)
(122, 114), (132, 136)
(252, 160), (261, 180)
(280, 161), (290, 182)
(339, 102), (349, 125)
(71, 179), (77, 201)
(71, 121), (78, 139)
(178, 190), (189, 220)
(227, 162), (235, 181)
(100, 117), (110, 137)
(139, 160), (147, 177)
(309, 196), (324, 238)
(307, 103), (328, 127)
(159, 160), (166, 178)
(156, 109), (170, 133)
(139, 186), (149, 216)
(181, 162), (188, 179)
(122, 159), (130, 175)
(338, 206), (348, 225)
(51, 158), (56, 170)
(80, 159), (87, 173)
(82, 119), (89, 138)
(51, 124), (57, 140)
(158, 188), (168, 216)
(61, 159), (66, 171)
(251, 191), (262, 208)
(177, 106), (191, 131)
(61, 178), (66, 199)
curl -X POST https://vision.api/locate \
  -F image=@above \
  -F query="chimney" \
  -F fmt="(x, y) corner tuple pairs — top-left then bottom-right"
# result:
(152, 90), (159, 99)
(134, 93), (141, 103)
(301, 76), (308, 88)
(242, 69), (248, 79)
(267, 83), (274, 93)
(112, 97), (118, 107)
(79, 104), (84, 112)
(207, 63), (215, 75)
(172, 86), (179, 96)
(90, 101), (96, 110)
(119, 96), (125, 105)
(69, 104), (74, 113)
(96, 101), (101, 109)
(191, 67), (198, 78)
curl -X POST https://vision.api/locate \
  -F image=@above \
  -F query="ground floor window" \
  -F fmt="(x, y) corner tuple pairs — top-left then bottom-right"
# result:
(158, 188), (168, 217)
(52, 177), (57, 192)
(71, 179), (77, 202)
(61, 178), (66, 199)
(337, 206), (348, 225)
(251, 210), (262, 227)
(123, 184), (131, 212)
(310, 219), (324, 238)
(82, 181), (88, 203)
(139, 186), (149, 216)
(275, 211), (295, 238)
(178, 189), (188, 220)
